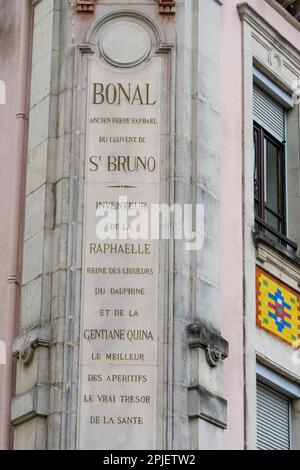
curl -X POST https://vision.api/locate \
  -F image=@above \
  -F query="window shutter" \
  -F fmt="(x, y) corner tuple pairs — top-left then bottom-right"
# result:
(253, 85), (286, 141)
(257, 382), (290, 450)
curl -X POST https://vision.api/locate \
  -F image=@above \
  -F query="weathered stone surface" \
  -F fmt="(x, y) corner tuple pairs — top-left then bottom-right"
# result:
(11, 385), (49, 425)
(13, 417), (47, 450)
(22, 231), (45, 285)
(188, 386), (227, 429)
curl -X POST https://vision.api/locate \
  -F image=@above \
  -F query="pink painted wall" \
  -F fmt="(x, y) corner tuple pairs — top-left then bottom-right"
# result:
(220, 0), (300, 450)
(0, 0), (21, 448)
(220, 0), (244, 450)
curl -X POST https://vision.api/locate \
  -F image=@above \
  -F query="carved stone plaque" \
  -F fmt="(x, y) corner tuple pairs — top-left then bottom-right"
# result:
(77, 30), (162, 449)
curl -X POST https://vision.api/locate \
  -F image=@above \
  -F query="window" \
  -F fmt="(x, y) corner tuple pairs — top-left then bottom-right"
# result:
(254, 122), (286, 236)
(253, 81), (297, 249)
(275, 1), (300, 22)
(256, 362), (300, 450)
(257, 381), (291, 450)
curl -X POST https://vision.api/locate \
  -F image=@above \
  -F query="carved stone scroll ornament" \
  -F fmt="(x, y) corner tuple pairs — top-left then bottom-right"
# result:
(77, 0), (95, 14)
(13, 327), (50, 367)
(158, 0), (176, 15)
(19, 335), (34, 366)
(187, 321), (229, 367)
(76, 1), (176, 16)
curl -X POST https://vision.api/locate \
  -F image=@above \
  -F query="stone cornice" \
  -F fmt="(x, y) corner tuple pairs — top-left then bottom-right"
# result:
(238, 2), (300, 66)
(253, 231), (300, 287)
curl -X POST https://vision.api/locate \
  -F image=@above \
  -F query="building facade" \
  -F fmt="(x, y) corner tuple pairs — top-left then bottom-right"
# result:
(0, 0), (300, 450)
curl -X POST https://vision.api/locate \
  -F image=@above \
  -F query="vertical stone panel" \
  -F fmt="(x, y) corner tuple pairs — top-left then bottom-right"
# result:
(175, 0), (227, 449)
(12, 0), (61, 449)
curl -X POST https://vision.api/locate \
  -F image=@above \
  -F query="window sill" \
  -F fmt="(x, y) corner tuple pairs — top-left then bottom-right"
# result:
(253, 230), (300, 268)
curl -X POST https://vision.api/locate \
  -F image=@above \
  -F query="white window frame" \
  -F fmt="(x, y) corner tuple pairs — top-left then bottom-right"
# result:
(257, 362), (300, 399)
(257, 362), (300, 450)
(253, 69), (294, 237)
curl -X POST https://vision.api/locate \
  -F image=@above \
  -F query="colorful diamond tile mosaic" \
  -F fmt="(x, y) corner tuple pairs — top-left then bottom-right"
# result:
(256, 267), (300, 346)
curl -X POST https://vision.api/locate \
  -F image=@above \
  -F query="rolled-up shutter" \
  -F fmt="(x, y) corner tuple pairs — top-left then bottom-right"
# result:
(253, 85), (286, 142)
(257, 382), (290, 450)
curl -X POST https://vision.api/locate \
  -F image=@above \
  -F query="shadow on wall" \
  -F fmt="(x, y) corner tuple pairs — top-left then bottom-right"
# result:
(0, 0), (17, 61)
(0, 81), (6, 104)
(0, 340), (6, 365)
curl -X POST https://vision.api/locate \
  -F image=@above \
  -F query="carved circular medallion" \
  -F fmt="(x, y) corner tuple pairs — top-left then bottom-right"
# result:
(100, 20), (151, 67)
